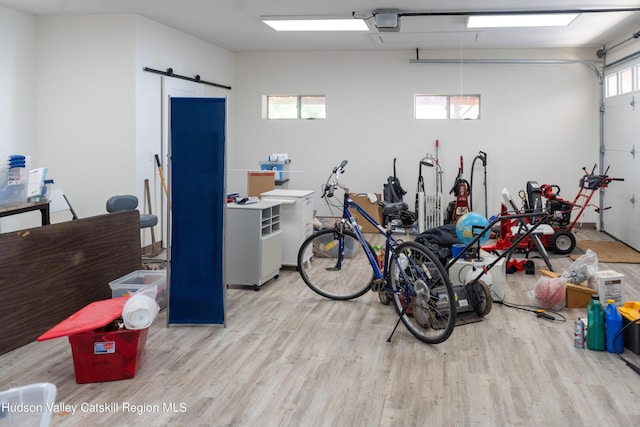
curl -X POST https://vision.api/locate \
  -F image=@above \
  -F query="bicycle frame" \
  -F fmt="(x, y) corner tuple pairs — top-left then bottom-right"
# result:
(339, 191), (395, 281)
(321, 160), (440, 295)
(301, 160), (458, 344)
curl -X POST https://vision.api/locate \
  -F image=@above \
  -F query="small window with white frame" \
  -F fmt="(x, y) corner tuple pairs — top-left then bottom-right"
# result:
(265, 95), (326, 119)
(620, 67), (633, 94)
(415, 94), (480, 120)
(450, 95), (480, 120)
(605, 73), (618, 98)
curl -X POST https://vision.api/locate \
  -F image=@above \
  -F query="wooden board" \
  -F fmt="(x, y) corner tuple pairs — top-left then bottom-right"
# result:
(0, 211), (141, 355)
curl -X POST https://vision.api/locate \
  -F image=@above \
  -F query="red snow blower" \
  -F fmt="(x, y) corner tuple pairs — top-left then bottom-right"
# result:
(484, 164), (623, 257)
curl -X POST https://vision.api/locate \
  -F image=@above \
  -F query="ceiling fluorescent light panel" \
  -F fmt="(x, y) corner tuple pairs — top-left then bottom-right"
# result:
(467, 13), (579, 28)
(263, 18), (369, 32)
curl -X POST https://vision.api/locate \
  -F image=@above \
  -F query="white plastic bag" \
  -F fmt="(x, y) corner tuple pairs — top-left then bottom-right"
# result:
(532, 276), (567, 310)
(561, 249), (598, 284)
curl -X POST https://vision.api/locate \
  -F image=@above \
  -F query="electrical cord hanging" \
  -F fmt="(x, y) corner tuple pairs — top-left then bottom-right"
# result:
(322, 185), (343, 216)
(492, 293), (567, 323)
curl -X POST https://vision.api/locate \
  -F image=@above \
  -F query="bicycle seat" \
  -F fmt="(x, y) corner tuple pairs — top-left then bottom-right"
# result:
(380, 201), (409, 216)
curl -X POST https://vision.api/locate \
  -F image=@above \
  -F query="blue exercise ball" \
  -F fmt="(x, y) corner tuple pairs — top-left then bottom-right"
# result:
(455, 212), (490, 245)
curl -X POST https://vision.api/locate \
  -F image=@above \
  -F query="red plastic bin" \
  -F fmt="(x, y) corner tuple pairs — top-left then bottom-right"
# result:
(68, 328), (147, 384)
(37, 297), (148, 384)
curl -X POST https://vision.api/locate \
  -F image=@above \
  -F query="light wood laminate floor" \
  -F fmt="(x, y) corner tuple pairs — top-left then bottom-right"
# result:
(2, 228), (639, 426)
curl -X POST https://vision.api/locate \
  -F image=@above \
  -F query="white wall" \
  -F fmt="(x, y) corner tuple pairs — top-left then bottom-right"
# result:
(35, 14), (136, 227)
(134, 15), (235, 245)
(0, 9), (235, 234)
(0, 7), (37, 231)
(0, 5), (609, 234)
(0, 7), (36, 154)
(233, 49), (601, 221)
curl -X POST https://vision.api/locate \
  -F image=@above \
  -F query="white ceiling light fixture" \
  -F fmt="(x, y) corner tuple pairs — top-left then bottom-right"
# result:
(467, 14), (579, 28)
(262, 18), (369, 32)
(374, 9), (401, 32)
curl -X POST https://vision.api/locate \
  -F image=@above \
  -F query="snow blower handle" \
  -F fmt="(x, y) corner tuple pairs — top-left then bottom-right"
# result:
(583, 164), (597, 175)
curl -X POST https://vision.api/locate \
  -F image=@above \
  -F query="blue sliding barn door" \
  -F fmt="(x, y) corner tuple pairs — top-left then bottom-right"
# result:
(168, 97), (226, 325)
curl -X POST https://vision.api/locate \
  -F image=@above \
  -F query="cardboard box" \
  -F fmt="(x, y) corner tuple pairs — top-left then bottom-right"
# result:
(247, 171), (275, 197)
(587, 270), (624, 305)
(565, 282), (597, 308)
(348, 193), (383, 234)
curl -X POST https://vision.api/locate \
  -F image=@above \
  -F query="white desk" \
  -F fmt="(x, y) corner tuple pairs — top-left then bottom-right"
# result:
(226, 200), (282, 290)
(260, 189), (314, 266)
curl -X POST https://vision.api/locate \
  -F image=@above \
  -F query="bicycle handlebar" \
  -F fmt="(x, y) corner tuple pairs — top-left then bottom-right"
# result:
(322, 160), (349, 199)
(333, 160), (348, 173)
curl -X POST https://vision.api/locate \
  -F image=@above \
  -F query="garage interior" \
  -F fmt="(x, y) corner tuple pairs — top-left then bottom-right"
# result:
(1, 1), (640, 426)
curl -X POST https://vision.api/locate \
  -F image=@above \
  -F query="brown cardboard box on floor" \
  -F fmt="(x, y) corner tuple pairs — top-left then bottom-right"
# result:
(565, 282), (597, 308)
(348, 193), (383, 234)
(247, 171), (275, 197)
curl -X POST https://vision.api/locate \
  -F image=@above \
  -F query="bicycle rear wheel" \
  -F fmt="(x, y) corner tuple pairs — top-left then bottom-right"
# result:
(389, 241), (456, 344)
(297, 228), (374, 300)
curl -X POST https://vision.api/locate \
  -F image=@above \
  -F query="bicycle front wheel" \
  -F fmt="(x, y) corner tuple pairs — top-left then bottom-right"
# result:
(297, 228), (375, 300)
(389, 241), (456, 344)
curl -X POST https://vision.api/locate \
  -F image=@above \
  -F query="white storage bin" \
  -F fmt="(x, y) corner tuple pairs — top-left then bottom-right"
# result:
(109, 270), (167, 309)
(0, 383), (56, 427)
(0, 168), (28, 207)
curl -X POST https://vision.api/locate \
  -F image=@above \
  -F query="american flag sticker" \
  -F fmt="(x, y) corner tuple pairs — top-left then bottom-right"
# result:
(94, 341), (116, 354)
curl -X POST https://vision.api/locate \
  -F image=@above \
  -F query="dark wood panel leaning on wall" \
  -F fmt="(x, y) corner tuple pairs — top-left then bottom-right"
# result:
(0, 210), (142, 355)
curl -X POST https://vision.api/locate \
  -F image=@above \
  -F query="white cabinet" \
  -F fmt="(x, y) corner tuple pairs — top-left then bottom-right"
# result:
(260, 189), (314, 266)
(225, 200), (282, 290)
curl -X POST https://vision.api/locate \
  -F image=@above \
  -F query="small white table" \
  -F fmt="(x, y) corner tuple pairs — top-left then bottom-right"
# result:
(225, 200), (282, 290)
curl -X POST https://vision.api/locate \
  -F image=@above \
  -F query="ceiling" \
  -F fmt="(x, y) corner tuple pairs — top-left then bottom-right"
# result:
(2, 0), (640, 53)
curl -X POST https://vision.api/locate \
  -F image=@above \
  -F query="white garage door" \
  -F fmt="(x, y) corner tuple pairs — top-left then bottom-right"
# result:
(602, 58), (640, 250)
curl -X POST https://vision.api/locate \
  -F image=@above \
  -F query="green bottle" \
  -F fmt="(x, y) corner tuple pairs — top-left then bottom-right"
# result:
(587, 295), (605, 351)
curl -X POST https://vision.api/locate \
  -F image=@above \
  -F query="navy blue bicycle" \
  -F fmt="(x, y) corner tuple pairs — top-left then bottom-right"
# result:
(297, 160), (456, 344)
